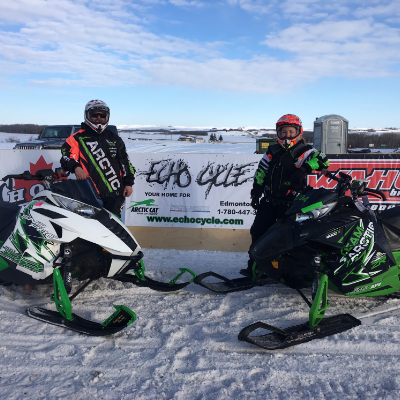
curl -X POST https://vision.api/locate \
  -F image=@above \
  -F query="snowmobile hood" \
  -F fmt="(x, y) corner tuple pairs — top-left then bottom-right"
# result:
(249, 211), (355, 265)
(287, 188), (338, 216)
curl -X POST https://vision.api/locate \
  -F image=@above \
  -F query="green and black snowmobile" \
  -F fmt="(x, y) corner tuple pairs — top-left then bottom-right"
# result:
(0, 169), (196, 336)
(236, 169), (400, 350)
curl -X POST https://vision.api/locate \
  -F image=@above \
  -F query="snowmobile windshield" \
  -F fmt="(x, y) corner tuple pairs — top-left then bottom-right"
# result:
(50, 179), (103, 209)
(287, 188), (338, 216)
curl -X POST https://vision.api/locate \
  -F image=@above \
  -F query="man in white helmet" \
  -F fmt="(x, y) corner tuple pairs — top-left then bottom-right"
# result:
(60, 100), (135, 217)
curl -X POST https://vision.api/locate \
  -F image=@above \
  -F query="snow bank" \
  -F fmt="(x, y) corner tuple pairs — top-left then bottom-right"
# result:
(2, 249), (400, 399)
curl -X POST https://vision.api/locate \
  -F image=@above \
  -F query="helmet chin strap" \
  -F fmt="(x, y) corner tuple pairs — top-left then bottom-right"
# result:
(97, 124), (102, 133)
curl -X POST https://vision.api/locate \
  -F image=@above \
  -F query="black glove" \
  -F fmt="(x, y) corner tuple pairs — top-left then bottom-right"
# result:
(290, 168), (307, 192)
(22, 170), (33, 180)
(250, 187), (262, 209)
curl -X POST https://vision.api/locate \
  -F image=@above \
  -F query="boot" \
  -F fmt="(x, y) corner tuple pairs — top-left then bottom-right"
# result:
(240, 260), (268, 279)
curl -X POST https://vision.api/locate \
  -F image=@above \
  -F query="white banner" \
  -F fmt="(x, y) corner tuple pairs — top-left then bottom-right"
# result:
(0, 150), (259, 229)
(125, 152), (259, 229)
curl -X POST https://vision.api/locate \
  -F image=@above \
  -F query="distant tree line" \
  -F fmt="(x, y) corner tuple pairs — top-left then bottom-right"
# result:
(0, 124), (46, 135)
(262, 131), (400, 149)
(347, 132), (400, 149)
(209, 133), (223, 141)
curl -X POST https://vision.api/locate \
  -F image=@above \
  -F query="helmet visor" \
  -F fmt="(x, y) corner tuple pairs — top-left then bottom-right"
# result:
(277, 125), (300, 140)
(87, 107), (109, 124)
(89, 111), (107, 120)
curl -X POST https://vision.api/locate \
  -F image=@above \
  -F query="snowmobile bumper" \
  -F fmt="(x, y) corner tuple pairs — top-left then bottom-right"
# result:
(113, 259), (197, 292)
(238, 314), (361, 350)
(194, 271), (275, 294)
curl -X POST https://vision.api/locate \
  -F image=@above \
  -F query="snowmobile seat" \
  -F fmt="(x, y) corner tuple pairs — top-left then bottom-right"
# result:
(0, 201), (20, 244)
(377, 206), (400, 253)
(377, 206), (400, 230)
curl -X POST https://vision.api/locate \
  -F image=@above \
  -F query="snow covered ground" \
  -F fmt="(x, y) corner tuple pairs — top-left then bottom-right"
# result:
(98, 127), (262, 155)
(0, 130), (259, 154)
(2, 249), (400, 399)
(0, 133), (35, 149)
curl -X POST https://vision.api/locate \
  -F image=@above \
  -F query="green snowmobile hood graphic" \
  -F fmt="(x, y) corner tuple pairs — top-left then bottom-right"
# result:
(0, 251), (9, 271)
(0, 202), (58, 275)
(301, 202), (323, 213)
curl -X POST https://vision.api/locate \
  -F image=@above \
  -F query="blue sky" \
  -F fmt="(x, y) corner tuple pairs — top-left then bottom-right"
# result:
(0, 0), (399, 128)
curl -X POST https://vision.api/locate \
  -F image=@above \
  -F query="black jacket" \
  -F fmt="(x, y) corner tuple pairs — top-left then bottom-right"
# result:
(60, 123), (135, 197)
(253, 142), (329, 201)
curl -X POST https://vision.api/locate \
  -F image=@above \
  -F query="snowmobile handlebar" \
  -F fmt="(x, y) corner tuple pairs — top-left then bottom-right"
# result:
(3, 171), (32, 181)
(321, 169), (352, 183)
(3, 168), (68, 182)
(321, 170), (386, 201)
(363, 187), (387, 201)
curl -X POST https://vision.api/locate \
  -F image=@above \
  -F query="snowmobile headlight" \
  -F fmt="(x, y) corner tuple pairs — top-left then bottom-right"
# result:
(53, 194), (100, 218)
(295, 201), (337, 223)
(295, 213), (312, 223)
(307, 201), (337, 219)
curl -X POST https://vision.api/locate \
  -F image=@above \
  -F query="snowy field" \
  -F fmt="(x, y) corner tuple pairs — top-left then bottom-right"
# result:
(0, 129), (260, 154)
(0, 133), (35, 149)
(1, 126), (399, 154)
(1, 126), (400, 399)
(2, 249), (400, 399)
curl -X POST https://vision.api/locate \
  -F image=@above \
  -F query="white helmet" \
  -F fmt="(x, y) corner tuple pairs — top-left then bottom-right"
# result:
(84, 100), (110, 133)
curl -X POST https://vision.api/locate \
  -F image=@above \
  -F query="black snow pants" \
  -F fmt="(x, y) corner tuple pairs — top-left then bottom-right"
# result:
(247, 197), (292, 272)
(101, 195), (126, 219)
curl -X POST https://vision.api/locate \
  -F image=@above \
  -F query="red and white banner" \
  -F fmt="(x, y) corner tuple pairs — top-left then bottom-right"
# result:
(0, 150), (62, 204)
(308, 158), (400, 211)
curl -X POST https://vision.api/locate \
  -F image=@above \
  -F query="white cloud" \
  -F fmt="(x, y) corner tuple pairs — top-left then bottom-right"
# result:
(262, 19), (400, 80)
(0, 0), (219, 56)
(264, 19), (400, 57)
(168, 0), (207, 6)
(226, 0), (400, 22)
(225, 0), (274, 14)
(138, 56), (316, 93)
(354, 0), (400, 20)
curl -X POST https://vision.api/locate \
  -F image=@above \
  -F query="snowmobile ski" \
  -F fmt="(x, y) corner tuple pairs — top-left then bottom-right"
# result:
(238, 313), (361, 350)
(26, 305), (136, 336)
(238, 273), (361, 350)
(26, 269), (136, 336)
(114, 261), (196, 292)
(194, 271), (275, 294)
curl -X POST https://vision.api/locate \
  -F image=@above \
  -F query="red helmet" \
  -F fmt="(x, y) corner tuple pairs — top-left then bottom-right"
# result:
(276, 114), (303, 148)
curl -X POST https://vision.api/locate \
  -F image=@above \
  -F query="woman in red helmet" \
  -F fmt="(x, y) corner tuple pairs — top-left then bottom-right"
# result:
(241, 114), (329, 278)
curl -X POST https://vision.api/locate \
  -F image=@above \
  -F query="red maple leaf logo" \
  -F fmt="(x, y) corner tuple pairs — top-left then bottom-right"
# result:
(13, 156), (57, 201)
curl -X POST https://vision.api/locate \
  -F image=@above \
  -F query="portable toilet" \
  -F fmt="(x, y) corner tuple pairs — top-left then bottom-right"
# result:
(313, 115), (348, 154)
